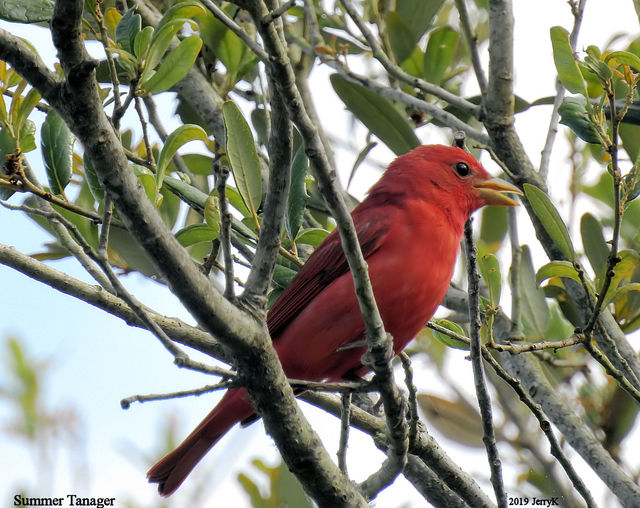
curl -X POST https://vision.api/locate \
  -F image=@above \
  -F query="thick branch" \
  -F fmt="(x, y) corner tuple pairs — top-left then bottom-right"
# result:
(241, 85), (292, 309)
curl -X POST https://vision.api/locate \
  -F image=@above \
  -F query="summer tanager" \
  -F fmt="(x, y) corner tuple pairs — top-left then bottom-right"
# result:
(148, 144), (520, 495)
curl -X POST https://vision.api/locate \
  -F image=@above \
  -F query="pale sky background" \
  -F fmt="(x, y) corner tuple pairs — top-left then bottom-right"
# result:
(1, 2), (640, 507)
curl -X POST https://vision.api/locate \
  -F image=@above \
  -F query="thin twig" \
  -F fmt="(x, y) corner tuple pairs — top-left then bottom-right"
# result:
(483, 351), (597, 508)
(214, 162), (235, 301)
(121, 379), (235, 408)
(0, 168), (125, 227)
(0, 198), (115, 292)
(489, 333), (586, 354)
(200, 0), (269, 61)
(262, 0), (297, 25)
(134, 95), (155, 166)
(98, 194), (113, 258)
(337, 391), (352, 474)
(464, 219), (506, 508)
(339, 0), (480, 115)
(454, 0), (487, 93)
(539, 0), (586, 180)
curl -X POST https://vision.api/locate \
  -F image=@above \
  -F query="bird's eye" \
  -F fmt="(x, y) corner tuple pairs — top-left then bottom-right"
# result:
(455, 162), (470, 177)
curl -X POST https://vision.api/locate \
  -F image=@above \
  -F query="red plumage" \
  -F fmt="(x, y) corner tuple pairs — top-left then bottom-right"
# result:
(147, 145), (520, 495)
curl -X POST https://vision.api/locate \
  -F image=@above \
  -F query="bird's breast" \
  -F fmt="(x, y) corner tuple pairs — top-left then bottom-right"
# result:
(367, 200), (463, 352)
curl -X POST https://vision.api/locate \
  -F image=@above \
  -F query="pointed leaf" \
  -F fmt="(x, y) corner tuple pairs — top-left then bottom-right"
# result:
(523, 183), (575, 260)
(386, 11), (415, 63)
(222, 101), (262, 218)
(602, 250), (640, 305)
(134, 26), (154, 59)
(156, 1), (206, 33)
(41, 110), (74, 195)
(115, 6), (141, 54)
(536, 260), (581, 286)
(83, 154), (104, 202)
(163, 175), (207, 212)
(550, 26), (588, 96)
(175, 223), (218, 247)
(331, 73), (420, 155)
(604, 50), (640, 71)
(156, 124), (209, 190)
(431, 318), (469, 351)
(142, 35), (202, 95)
(558, 97), (600, 144)
(144, 19), (194, 77)
(580, 213), (608, 277)
(479, 253), (501, 306)
(517, 245), (550, 338)
(396, 0), (445, 43)
(295, 228), (329, 247)
(423, 26), (458, 85)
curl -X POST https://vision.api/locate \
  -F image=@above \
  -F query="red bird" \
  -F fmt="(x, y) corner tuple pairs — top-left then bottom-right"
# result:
(147, 144), (520, 495)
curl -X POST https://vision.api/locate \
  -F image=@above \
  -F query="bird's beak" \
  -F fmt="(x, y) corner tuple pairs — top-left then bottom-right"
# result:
(473, 177), (522, 206)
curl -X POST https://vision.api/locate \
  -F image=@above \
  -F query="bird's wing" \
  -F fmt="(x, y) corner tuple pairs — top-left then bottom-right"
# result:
(267, 195), (398, 340)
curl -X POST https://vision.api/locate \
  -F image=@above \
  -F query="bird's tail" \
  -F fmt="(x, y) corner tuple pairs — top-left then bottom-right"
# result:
(147, 387), (254, 496)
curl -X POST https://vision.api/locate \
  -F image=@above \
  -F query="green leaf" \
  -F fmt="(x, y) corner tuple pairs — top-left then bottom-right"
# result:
(272, 264), (298, 289)
(558, 97), (600, 144)
(156, 1), (206, 34)
(423, 26), (458, 85)
(479, 254), (501, 306)
(536, 260), (581, 286)
(143, 19), (195, 79)
(602, 250), (640, 306)
(430, 319), (470, 351)
(141, 35), (203, 95)
(0, 0), (53, 23)
(580, 213), (608, 277)
(115, 6), (141, 54)
(604, 50), (640, 71)
(286, 146), (309, 240)
(222, 101), (262, 218)
(163, 175), (207, 212)
(133, 26), (154, 59)
(396, 0), (445, 43)
(204, 194), (220, 239)
(609, 282), (640, 305)
(182, 153), (214, 175)
(156, 124), (209, 190)
(41, 110), (74, 195)
(479, 205), (508, 251)
(132, 163), (157, 203)
(517, 245), (550, 338)
(83, 154), (104, 202)
(386, 11), (415, 63)
(550, 26), (588, 96)
(523, 183), (575, 261)
(295, 228), (330, 247)
(18, 119), (36, 153)
(175, 223), (218, 247)
(15, 88), (41, 134)
(0, 128), (17, 199)
(331, 73), (420, 156)
(620, 123), (640, 163)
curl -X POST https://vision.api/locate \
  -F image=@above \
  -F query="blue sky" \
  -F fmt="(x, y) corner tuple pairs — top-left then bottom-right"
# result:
(2, 2), (640, 506)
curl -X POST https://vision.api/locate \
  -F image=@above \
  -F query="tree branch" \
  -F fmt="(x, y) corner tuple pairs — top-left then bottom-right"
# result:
(241, 85), (292, 311)
(464, 220), (506, 508)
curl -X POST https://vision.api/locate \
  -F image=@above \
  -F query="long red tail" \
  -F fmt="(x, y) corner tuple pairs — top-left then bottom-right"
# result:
(147, 388), (254, 496)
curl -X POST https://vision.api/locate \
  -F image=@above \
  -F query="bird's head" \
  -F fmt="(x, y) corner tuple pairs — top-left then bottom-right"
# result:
(377, 145), (521, 216)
